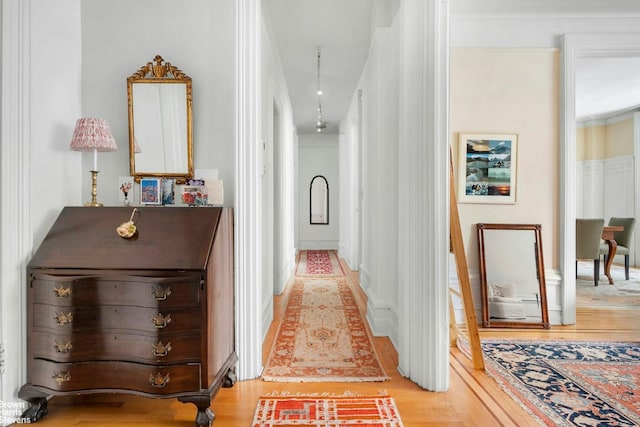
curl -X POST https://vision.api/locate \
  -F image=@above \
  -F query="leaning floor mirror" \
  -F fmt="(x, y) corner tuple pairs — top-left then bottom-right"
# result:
(477, 223), (550, 329)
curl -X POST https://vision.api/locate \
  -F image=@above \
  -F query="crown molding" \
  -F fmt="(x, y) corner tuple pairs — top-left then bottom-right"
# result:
(577, 106), (640, 128)
(452, 0), (640, 17)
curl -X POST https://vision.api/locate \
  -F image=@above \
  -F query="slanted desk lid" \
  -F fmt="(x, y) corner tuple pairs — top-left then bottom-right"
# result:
(29, 207), (223, 271)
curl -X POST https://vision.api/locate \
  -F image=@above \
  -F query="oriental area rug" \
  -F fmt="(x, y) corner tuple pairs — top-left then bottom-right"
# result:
(576, 261), (640, 308)
(262, 276), (388, 382)
(252, 392), (403, 426)
(295, 250), (345, 277)
(477, 339), (640, 426)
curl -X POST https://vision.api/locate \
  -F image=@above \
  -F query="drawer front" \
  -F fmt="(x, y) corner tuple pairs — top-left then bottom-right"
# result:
(33, 304), (201, 334)
(30, 359), (201, 395)
(31, 331), (201, 364)
(31, 274), (201, 308)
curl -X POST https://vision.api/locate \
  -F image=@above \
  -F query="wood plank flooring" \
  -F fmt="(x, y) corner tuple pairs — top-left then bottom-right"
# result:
(21, 260), (640, 426)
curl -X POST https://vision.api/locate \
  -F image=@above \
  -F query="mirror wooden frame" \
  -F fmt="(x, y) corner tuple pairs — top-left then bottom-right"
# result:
(127, 55), (193, 183)
(477, 223), (550, 329)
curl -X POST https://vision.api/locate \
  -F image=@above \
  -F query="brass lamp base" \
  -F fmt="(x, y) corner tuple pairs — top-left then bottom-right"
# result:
(85, 170), (103, 207)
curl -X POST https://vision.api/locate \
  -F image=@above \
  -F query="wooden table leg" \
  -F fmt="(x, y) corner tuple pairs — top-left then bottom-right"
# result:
(604, 239), (618, 285)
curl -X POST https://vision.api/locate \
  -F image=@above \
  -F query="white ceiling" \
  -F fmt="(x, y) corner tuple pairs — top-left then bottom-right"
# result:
(576, 57), (640, 121)
(264, 0), (374, 134)
(265, 0), (640, 134)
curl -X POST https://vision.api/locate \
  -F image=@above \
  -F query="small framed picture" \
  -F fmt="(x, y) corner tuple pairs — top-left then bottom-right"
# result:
(140, 178), (162, 205)
(162, 178), (176, 205)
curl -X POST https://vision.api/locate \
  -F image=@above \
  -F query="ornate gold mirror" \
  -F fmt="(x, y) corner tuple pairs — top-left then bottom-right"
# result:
(477, 223), (550, 329)
(127, 55), (193, 183)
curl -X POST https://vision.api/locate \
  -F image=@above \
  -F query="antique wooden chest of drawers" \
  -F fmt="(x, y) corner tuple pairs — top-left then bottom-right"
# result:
(19, 207), (236, 427)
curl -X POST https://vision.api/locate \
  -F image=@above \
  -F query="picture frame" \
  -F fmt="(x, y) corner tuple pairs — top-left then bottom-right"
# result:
(457, 133), (518, 204)
(140, 177), (162, 205)
(161, 178), (176, 205)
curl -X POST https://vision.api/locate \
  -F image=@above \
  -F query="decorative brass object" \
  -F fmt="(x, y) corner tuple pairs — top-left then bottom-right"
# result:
(53, 339), (73, 354)
(151, 286), (172, 301)
(54, 311), (73, 325)
(116, 208), (139, 239)
(52, 371), (71, 385)
(127, 55), (193, 183)
(152, 341), (172, 357)
(151, 313), (171, 328)
(53, 284), (72, 298)
(149, 372), (170, 388)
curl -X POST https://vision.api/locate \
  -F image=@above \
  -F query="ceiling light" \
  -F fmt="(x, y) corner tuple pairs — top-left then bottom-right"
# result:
(314, 46), (328, 132)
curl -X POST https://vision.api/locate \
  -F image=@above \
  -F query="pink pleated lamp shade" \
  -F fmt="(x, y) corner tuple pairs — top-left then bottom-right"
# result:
(69, 118), (118, 152)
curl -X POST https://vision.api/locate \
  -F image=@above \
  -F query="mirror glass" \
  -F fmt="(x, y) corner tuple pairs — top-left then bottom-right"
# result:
(127, 55), (193, 183)
(477, 223), (549, 329)
(310, 175), (329, 224)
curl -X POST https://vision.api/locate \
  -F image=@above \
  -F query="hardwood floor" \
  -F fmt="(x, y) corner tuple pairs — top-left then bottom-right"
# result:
(21, 261), (640, 426)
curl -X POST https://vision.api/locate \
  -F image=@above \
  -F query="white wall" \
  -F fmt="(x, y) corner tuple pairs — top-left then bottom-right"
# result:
(354, 22), (400, 340)
(1, 0), (83, 417)
(338, 91), (361, 271)
(261, 11), (297, 338)
(81, 0), (235, 206)
(297, 134), (339, 249)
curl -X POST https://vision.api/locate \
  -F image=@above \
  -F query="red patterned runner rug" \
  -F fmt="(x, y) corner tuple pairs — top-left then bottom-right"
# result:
(252, 393), (403, 426)
(262, 277), (388, 382)
(295, 250), (346, 277)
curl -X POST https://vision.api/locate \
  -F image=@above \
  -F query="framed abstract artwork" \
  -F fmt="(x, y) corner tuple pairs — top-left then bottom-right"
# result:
(457, 133), (518, 204)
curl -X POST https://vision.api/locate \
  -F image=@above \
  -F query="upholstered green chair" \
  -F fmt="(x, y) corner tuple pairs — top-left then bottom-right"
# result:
(576, 218), (605, 286)
(600, 217), (636, 280)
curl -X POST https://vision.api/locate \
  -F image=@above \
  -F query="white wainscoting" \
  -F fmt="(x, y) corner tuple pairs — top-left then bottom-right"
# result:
(448, 254), (563, 326)
(577, 155), (635, 266)
(576, 160), (604, 218)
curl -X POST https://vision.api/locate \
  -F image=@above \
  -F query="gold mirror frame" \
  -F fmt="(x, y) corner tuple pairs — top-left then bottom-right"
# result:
(477, 223), (550, 329)
(127, 55), (193, 183)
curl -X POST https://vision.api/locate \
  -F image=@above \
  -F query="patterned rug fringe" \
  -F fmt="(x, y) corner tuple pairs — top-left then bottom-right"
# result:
(261, 389), (389, 398)
(261, 375), (389, 382)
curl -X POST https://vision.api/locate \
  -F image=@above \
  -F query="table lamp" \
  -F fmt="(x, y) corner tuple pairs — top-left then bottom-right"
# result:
(69, 118), (118, 207)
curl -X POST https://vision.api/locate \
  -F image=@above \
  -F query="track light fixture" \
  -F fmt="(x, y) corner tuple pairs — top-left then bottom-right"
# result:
(315, 46), (327, 132)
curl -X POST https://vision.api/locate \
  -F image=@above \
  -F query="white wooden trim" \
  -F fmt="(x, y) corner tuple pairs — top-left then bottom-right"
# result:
(234, 0), (263, 381)
(397, 0), (450, 391)
(562, 33), (640, 325)
(634, 112), (640, 268)
(1, 0), (31, 404)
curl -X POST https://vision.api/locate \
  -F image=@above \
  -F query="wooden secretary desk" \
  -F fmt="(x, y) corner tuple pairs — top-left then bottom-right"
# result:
(19, 206), (237, 427)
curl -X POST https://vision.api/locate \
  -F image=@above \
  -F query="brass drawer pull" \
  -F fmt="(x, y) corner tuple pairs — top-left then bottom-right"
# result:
(149, 372), (170, 388)
(151, 313), (171, 328)
(152, 341), (172, 357)
(151, 286), (172, 301)
(53, 339), (73, 353)
(54, 311), (73, 325)
(52, 371), (71, 385)
(53, 284), (72, 298)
